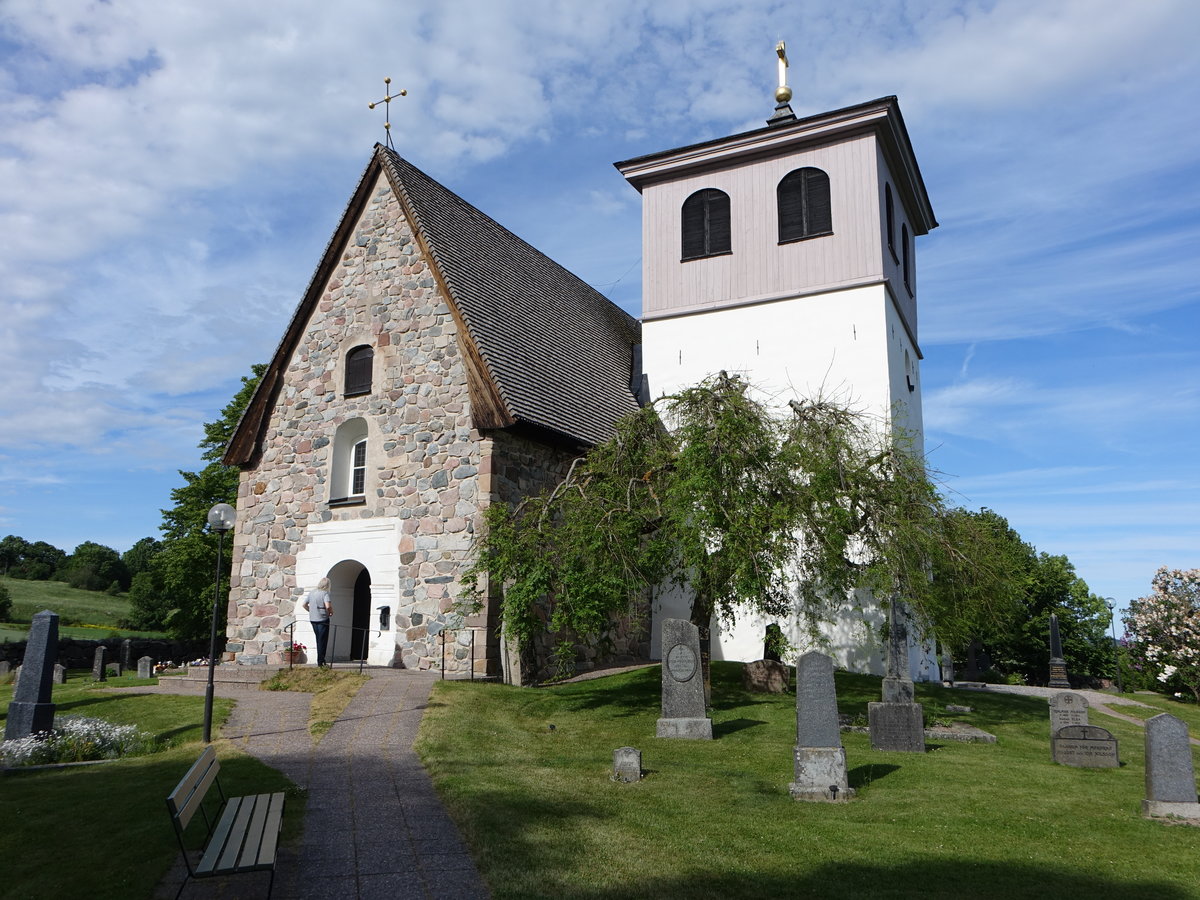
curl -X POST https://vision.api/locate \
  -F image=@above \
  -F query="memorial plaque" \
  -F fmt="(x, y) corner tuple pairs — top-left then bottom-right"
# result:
(667, 644), (697, 683)
(1052, 724), (1119, 768)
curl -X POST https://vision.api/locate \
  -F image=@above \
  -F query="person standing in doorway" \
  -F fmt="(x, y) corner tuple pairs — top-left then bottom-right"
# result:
(303, 578), (333, 667)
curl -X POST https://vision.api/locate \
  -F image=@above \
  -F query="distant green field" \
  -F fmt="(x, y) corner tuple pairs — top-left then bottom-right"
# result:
(0, 575), (167, 639)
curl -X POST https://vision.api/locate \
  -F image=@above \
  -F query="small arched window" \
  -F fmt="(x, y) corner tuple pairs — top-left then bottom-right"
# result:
(681, 189), (731, 260)
(344, 345), (373, 396)
(901, 224), (911, 293)
(330, 418), (368, 505)
(885, 184), (896, 260)
(777, 167), (832, 243)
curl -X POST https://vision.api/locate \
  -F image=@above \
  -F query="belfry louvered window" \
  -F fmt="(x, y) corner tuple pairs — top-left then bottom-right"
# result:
(681, 189), (732, 260)
(902, 224), (911, 293)
(777, 167), (832, 243)
(885, 183), (896, 260)
(345, 345), (373, 396)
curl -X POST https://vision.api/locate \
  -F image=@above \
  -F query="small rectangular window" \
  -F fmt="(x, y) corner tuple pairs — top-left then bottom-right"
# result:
(351, 440), (366, 495)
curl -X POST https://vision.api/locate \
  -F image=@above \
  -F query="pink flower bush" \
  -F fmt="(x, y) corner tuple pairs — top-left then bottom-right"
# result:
(1124, 567), (1200, 702)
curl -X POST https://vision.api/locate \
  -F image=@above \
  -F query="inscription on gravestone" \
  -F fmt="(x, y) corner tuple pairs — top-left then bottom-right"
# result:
(4, 610), (59, 740)
(1048, 692), (1089, 740)
(612, 747), (642, 783)
(1052, 724), (1119, 768)
(656, 619), (712, 740)
(868, 598), (925, 753)
(1143, 713), (1200, 819)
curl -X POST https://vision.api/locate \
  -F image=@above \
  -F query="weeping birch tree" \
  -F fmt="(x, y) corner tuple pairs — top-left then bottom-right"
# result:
(465, 372), (1014, 684)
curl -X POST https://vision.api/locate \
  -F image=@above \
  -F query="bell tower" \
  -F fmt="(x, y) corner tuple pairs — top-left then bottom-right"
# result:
(615, 64), (937, 442)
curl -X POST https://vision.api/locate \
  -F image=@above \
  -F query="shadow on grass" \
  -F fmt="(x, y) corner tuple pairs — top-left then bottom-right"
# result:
(712, 717), (768, 737)
(552, 860), (1192, 900)
(847, 763), (900, 789)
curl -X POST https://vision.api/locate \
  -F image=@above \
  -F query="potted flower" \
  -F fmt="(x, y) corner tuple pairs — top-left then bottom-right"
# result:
(282, 641), (306, 664)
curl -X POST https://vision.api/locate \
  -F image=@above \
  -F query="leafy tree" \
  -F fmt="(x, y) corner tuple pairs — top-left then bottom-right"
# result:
(59, 541), (129, 592)
(1124, 567), (1200, 702)
(466, 373), (1010, 685)
(0, 581), (11, 622)
(125, 365), (264, 638)
(0, 537), (66, 581)
(121, 537), (162, 579)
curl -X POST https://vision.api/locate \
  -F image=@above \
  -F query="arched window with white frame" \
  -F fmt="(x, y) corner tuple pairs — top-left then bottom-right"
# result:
(330, 417), (369, 505)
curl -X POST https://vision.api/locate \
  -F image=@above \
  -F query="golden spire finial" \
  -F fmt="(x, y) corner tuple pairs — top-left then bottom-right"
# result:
(368, 77), (408, 150)
(775, 41), (793, 104)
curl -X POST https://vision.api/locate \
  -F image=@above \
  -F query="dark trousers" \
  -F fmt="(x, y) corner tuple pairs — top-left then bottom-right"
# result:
(312, 619), (330, 666)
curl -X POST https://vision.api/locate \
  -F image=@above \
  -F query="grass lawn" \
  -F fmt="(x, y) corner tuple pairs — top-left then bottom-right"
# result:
(1, 575), (165, 638)
(262, 665), (369, 741)
(1107, 692), (1200, 733)
(0, 673), (304, 900)
(417, 662), (1200, 900)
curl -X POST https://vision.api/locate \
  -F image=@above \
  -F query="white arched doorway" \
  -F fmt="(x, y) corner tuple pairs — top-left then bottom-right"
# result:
(326, 559), (373, 662)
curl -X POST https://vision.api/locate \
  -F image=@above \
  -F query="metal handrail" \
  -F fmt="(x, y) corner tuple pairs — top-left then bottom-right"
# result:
(285, 620), (381, 673)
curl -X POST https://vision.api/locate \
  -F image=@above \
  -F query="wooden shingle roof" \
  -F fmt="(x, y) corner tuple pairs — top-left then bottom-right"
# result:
(225, 146), (641, 467)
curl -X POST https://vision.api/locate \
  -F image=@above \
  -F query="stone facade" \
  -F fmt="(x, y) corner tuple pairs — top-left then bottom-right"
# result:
(225, 172), (649, 679)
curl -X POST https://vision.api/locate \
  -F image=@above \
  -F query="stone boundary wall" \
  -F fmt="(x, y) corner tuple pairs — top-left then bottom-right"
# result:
(1, 637), (213, 669)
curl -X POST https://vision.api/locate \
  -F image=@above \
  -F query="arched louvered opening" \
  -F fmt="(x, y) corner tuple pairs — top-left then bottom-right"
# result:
(777, 167), (832, 244)
(344, 345), (374, 396)
(902, 224), (911, 293)
(681, 188), (732, 261)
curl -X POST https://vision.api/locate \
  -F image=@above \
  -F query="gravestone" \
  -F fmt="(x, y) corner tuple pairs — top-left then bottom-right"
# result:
(4, 610), (59, 740)
(137, 656), (154, 679)
(1048, 692), (1089, 740)
(868, 598), (925, 752)
(1051, 724), (1119, 768)
(939, 643), (955, 685)
(0, 661), (10, 676)
(742, 659), (789, 693)
(52, 663), (66, 685)
(656, 619), (712, 740)
(1143, 714), (1200, 820)
(92, 646), (108, 682)
(120, 639), (134, 672)
(13, 665), (22, 689)
(789, 651), (855, 802)
(612, 747), (642, 783)
(1047, 613), (1071, 688)
(763, 623), (783, 662)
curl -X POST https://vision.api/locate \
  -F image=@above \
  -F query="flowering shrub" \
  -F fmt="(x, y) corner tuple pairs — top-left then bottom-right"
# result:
(1124, 567), (1200, 703)
(290, 642), (306, 652)
(0, 716), (158, 767)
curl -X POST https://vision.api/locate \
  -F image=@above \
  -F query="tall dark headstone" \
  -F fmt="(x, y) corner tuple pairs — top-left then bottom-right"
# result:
(4, 610), (59, 740)
(1143, 714), (1200, 820)
(92, 646), (108, 682)
(120, 639), (134, 672)
(1047, 613), (1071, 688)
(789, 651), (854, 802)
(656, 619), (712, 740)
(939, 643), (955, 685)
(868, 597), (925, 752)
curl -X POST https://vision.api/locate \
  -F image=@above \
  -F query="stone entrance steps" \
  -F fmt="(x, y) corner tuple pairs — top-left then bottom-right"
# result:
(172, 664), (285, 686)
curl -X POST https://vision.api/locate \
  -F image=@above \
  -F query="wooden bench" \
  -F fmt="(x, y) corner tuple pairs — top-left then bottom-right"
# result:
(166, 746), (286, 900)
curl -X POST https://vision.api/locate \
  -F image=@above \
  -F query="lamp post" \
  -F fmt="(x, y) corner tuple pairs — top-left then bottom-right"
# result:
(1106, 599), (1124, 694)
(203, 502), (237, 743)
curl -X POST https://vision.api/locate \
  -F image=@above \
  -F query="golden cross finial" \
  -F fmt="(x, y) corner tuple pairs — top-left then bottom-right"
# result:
(775, 41), (792, 104)
(368, 77), (407, 150)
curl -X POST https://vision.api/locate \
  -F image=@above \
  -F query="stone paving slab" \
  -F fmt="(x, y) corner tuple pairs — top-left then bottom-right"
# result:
(141, 668), (488, 899)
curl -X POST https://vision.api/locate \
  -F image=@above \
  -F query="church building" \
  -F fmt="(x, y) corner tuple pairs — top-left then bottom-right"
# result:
(222, 69), (939, 682)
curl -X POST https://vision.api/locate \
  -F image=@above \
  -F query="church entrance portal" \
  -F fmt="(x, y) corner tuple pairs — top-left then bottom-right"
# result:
(326, 559), (372, 663)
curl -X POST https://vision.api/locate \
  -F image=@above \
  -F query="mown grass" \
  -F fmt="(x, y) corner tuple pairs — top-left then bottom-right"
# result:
(417, 662), (1200, 900)
(262, 665), (369, 741)
(1, 575), (165, 638)
(0, 673), (303, 900)
(1105, 692), (1200, 734)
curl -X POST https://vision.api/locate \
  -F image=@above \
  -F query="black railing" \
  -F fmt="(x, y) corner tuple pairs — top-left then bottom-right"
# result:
(286, 621), (381, 674)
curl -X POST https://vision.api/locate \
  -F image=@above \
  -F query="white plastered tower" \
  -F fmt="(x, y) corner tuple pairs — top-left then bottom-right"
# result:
(616, 91), (939, 679)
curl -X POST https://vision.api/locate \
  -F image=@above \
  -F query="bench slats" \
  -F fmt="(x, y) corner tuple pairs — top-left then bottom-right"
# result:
(167, 746), (219, 830)
(237, 793), (271, 871)
(196, 796), (245, 876)
(218, 795), (259, 873)
(253, 793), (286, 869)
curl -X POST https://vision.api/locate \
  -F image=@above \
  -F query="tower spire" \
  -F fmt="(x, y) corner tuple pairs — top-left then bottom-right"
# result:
(767, 41), (797, 126)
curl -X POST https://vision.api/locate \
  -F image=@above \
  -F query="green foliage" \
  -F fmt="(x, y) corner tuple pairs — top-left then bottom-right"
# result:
(125, 364), (264, 639)
(466, 374), (1014, 674)
(121, 537), (162, 579)
(58, 541), (130, 592)
(0, 582), (11, 621)
(0, 536), (67, 581)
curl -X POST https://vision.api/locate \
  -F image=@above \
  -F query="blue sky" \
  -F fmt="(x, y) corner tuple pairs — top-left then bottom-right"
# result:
(1, 0), (1196, 614)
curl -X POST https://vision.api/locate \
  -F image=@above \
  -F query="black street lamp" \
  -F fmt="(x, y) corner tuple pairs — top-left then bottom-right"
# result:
(203, 502), (236, 743)
(1106, 599), (1124, 694)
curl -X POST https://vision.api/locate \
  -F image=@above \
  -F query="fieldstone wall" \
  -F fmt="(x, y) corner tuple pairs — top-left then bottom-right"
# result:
(228, 172), (485, 672)
(0, 637), (211, 669)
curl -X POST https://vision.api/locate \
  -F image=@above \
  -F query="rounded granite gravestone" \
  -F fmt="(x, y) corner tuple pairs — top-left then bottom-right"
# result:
(655, 619), (712, 740)
(1052, 724), (1119, 768)
(1143, 713), (1200, 821)
(1048, 692), (1089, 749)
